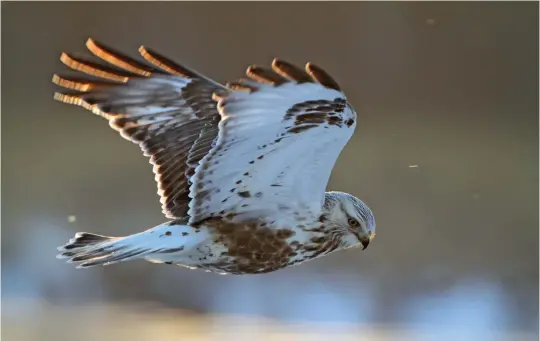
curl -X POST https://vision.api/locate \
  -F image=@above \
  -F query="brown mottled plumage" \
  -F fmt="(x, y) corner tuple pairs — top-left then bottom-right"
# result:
(55, 38), (376, 274)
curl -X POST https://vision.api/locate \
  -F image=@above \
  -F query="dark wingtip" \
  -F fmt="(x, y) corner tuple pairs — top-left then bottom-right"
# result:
(271, 58), (312, 83)
(246, 65), (287, 86)
(305, 62), (341, 92)
(85, 38), (153, 77)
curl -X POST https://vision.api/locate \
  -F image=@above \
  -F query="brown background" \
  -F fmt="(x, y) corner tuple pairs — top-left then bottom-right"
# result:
(2, 2), (538, 340)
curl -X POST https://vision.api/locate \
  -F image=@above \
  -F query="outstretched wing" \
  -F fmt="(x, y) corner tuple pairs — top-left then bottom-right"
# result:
(188, 60), (357, 225)
(53, 39), (225, 219)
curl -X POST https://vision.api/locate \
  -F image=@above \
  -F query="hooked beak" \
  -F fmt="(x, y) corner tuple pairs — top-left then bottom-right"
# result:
(359, 232), (375, 250)
(360, 238), (370, 250)
(350, 229), (375, 250)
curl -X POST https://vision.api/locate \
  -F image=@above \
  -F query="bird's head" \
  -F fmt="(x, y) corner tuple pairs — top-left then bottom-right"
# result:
(323, 191), (376, 250)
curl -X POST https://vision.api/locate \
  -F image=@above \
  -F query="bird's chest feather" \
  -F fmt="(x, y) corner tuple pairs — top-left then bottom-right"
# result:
(194, 217), (343, 274)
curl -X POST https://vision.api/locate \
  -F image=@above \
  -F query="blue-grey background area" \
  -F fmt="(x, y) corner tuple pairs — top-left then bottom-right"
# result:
(2, 2), (538, 341)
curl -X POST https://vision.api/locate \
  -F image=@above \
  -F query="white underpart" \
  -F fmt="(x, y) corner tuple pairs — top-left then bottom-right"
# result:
(136, 224), (212, 265)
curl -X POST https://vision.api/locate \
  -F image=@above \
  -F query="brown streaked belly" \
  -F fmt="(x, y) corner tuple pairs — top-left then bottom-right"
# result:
(198, 217), (301, 274)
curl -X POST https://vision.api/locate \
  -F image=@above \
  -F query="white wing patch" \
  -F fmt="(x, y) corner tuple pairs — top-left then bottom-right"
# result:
(187, 61), (357, 225)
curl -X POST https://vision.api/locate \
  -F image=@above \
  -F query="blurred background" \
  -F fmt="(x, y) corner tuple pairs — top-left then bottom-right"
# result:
(1, 2), (538, 341)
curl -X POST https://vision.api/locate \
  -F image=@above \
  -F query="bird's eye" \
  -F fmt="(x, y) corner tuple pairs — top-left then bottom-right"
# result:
(348, 218), (358, 227)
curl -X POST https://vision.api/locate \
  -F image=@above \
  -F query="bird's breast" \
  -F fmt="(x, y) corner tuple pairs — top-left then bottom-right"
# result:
(193, 217), (337, 274)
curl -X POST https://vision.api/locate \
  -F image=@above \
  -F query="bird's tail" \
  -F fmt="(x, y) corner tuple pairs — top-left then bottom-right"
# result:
(57, 222), (192, 268)
(57, 232), (145, 268)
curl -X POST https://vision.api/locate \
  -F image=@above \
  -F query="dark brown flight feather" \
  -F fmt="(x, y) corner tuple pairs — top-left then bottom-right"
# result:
(271, 58), (313, 83)
(246, 65), (288, 86)
(86, 38), (155, 77)
(52, 74), (98, 92)
(225, 81), (258, 93)
(138, 46), (199, 78)
(59, 52), (131, 83)
(305, 62), (341, 92)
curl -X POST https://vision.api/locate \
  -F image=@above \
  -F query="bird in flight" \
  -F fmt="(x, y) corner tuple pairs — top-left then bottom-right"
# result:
(54, 38), (376, 275)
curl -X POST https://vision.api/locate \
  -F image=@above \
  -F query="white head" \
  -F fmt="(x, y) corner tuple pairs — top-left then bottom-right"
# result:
(322, 191), (376, 250)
